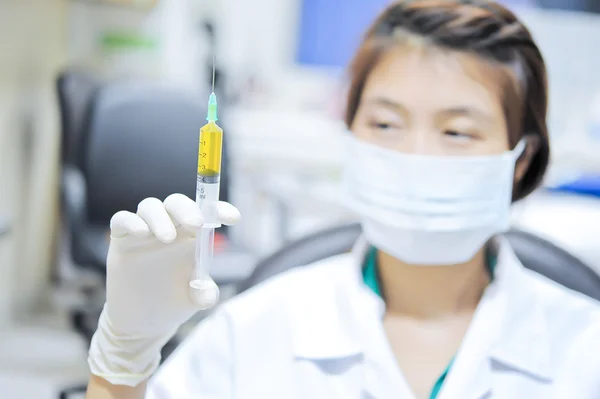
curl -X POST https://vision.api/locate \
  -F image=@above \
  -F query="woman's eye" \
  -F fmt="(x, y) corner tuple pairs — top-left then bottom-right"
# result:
(444, 130), (473, 141)
(369, 121), (399, 130)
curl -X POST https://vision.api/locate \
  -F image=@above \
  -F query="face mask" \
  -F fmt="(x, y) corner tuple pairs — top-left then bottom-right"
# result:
(341, 134), (526, 265)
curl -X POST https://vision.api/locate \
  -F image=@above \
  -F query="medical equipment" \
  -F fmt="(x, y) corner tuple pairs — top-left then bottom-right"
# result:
(190, 61), (224, 293)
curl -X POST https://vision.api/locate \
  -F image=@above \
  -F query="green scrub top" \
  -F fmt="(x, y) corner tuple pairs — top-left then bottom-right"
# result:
(362, 247), (496, 399)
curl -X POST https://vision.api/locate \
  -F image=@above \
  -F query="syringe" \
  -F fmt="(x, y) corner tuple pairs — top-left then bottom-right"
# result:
(190, 61), (223, 301)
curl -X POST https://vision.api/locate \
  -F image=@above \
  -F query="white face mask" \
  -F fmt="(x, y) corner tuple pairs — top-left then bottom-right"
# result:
(341, 134), (526, 265)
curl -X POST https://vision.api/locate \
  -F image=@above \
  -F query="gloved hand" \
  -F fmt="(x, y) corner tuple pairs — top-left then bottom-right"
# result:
(88, 193), (240, 387)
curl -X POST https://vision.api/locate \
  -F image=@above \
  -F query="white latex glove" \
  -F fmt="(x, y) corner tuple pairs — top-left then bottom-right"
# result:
(88, 194), (240, 387)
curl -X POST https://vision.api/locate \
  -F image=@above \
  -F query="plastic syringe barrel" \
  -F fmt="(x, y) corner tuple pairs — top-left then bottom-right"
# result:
(194, 227), (214, 281)
(196, 176), (221, 228)
(193, 176), (220, 282)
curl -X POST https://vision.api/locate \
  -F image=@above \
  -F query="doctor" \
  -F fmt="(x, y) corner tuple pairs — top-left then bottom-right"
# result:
(85, 1), (600, 398)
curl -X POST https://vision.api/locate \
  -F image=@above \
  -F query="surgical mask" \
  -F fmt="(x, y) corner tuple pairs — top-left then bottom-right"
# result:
(341, 134), (526, 265)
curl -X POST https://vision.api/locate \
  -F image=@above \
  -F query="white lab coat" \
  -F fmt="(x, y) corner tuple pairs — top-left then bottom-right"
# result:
(148, 237), (600, 398)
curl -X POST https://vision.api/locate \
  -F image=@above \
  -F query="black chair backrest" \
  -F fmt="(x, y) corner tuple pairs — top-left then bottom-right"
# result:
(56, 70), (100, 167)
(503, 229), (600, 300)
(81, 80), (230, 224)
(239, 223), (600, 302)
(84, 81), (198, 223)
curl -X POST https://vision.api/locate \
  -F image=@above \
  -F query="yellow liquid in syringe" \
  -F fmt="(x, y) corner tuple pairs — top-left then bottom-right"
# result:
(198, 121), (223, 179)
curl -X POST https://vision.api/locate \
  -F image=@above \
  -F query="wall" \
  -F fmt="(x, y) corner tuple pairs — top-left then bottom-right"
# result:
(0, 0), (66, 324)
(67, 0), (205, 87)
(216, 0), (299, 81)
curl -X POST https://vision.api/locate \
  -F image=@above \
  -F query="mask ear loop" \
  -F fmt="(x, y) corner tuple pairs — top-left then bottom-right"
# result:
(512, 137), (527, 160)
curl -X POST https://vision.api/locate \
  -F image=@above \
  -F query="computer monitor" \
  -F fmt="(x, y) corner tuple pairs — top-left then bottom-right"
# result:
(295, 0), (390, 68)
(293, 0), (538, 68)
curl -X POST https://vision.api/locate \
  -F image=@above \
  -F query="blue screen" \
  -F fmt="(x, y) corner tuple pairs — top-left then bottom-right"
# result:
(296, 0), (391, 67)
(294, 0), (541, 67)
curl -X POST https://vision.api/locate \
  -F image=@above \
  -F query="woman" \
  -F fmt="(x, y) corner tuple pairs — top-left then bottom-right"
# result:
(85, 1), (600, 398)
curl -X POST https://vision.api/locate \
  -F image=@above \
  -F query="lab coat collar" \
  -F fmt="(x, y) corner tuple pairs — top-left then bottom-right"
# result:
(290, 238), (381, 360)
(290, 235), (554, 383)
(486, 236), (554, 382)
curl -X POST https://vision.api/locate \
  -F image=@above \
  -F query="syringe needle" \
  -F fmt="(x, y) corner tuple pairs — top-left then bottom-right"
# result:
(212, 54), (216, 93)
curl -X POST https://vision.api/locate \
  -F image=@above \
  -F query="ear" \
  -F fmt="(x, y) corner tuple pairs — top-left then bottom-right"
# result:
(514, 134), (540, 184)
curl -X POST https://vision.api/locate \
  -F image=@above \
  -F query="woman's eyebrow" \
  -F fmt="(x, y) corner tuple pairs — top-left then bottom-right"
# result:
(364, 98), (495, 123)
(364, 97), (408, 114)
(438, 107), (494, 121)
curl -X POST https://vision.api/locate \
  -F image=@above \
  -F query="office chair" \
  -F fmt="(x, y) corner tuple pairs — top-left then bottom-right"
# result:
(238, 223), (600, 302)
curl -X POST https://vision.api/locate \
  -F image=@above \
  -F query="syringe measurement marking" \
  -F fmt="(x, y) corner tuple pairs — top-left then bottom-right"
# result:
(196, 174), (220, 203)
(196, 186), (218, 201)
(197, 186), (206, 200)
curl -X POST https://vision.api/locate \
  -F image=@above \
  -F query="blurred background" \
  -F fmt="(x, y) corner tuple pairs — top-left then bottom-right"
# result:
(1, 0), (600, 397)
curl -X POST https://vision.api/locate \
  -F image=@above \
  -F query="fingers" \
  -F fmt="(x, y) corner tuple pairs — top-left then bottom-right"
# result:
(164, 193), (204, 231)
(137, 197), (177, 243)
(216, 201), (241, 226)
(110, 211), (150, 238)
(163, 196), (240, 228)
(111, 195), (241, 241)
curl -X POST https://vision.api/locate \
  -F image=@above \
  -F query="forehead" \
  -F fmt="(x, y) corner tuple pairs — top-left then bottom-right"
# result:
(361, 45), (505, 114)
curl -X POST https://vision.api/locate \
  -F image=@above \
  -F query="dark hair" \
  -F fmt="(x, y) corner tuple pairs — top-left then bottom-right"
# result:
(346, 0), (549, 201)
